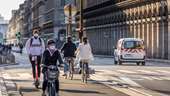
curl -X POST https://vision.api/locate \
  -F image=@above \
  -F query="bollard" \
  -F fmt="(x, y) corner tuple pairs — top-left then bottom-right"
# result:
(10, 54), (16, 64)
(0, 55), (2, 64)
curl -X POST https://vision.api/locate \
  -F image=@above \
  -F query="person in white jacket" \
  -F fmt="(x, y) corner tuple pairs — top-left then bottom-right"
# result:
(76, 37), (94, 77)
(25, 30), (45, 83)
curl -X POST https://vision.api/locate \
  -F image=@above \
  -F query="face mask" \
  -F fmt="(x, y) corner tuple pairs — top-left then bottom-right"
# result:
(34, 34), (38, 37)
(49, 45), (55, 50)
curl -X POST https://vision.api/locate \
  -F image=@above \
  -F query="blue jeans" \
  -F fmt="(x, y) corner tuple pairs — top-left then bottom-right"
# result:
(64, 63), (69, 73)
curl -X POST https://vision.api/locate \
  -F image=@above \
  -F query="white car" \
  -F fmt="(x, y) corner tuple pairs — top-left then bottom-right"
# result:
(114, 38), (146, 65)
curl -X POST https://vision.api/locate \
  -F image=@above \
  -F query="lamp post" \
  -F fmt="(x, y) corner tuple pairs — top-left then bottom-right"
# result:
(64, 4), (77, 37)
(79, 0), (83, 42)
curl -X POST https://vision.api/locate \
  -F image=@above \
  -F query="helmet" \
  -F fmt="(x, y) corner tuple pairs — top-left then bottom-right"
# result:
(47, 39), (55, 45)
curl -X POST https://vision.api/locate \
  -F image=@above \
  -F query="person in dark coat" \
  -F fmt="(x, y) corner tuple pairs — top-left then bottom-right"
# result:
(61, 37), (77, 76)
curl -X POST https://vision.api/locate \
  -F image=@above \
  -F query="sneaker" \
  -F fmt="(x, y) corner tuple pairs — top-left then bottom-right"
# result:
(78, 69), (81, 74)
(62, 74), (67, 76)
(33, 79), (36, 85)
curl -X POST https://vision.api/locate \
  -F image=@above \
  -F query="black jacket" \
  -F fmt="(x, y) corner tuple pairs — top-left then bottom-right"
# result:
(43, 49), (63, 66)
(61, 42), (77, 57)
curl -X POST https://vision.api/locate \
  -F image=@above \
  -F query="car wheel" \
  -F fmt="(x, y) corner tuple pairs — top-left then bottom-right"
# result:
(137, 62), (140, 66)
(142, 62), (145, 66)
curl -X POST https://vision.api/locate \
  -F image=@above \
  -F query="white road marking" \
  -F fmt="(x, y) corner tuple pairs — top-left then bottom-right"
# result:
(156, 70), (170, 74)
(119, 77), (142, 87)
(160, 77), (170, 80)
(117, 70), (137, 74)
(150, 77), (163, 80)
(91, 75), (153, 96)
(137, 70), (159, 74)
(17, 73), (32, 79)
(141, 76), (154, 80)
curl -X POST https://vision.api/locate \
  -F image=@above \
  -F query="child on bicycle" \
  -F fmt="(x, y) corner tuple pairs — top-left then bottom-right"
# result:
(42, 39), (63, 96)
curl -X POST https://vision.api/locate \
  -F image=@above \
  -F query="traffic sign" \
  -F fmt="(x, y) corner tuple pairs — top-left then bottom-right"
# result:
(64, 4), (77, 17)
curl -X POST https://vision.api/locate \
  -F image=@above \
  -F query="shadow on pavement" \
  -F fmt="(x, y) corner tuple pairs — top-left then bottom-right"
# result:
(19, 87), (40, 93)
(5, 79), (33, 83)
(60, 89), (105, 94)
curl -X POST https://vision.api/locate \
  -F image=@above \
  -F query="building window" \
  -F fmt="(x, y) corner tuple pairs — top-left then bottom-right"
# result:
(61, 0), (65, 6)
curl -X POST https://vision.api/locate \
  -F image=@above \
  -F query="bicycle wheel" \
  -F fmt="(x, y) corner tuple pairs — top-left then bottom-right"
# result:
(84, 64), (88, 83)
(82, 64), (85, 83)
(48, 83), (56, 96)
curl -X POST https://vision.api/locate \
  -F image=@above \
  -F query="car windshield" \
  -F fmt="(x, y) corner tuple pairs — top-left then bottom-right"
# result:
(124, 41), (143, 49)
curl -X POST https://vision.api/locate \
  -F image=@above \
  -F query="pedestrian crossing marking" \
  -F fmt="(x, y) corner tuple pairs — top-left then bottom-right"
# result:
(150, 77), (163, 80)
(17, 73), (32, 79)
(156, 70), (170, 74)
(117, 70), (137, 74)
(137, 70), (159, 74)
(160, 77), (170, 80)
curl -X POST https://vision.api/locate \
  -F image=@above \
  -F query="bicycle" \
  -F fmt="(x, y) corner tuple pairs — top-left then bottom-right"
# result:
(41, 65), (59, 96)
(32, 56), (40, 89)
(81, 60), (89, 83)
(65, 57), (74, 80)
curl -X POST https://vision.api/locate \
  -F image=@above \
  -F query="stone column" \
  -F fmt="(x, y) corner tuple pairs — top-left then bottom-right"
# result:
(167, 0), (170, 60)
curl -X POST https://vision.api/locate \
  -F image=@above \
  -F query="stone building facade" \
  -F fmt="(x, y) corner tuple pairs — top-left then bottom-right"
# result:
(32, 0), (75, 43)
(0, 15), (8, 43)
(7, 0), (75, 44)
(76, 0), (170, 60)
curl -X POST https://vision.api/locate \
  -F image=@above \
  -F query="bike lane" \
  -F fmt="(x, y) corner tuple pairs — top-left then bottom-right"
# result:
(1, 68), (129, 96)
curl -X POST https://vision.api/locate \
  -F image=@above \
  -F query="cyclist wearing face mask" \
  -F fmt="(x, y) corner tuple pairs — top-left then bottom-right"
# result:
(25, 30), (45, 84)
(61, 37), (77, 76)
(42, 39), (63, 96)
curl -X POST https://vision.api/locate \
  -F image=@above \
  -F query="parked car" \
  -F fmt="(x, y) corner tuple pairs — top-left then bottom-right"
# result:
(114, 38), (146, 65)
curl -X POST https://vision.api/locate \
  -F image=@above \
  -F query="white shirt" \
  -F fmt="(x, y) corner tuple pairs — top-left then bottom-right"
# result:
(77, 43), (93, 61)
(25, 36), (45, 56)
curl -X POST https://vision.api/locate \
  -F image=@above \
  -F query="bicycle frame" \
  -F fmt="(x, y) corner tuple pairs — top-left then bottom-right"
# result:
(42, 65), (59, 96)
(65, 57), (74, 80)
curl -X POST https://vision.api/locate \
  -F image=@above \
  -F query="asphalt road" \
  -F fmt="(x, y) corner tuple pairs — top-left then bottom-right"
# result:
(1, 52), (170, 96)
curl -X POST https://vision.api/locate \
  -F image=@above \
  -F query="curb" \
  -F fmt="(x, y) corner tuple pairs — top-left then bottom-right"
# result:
(94, 55), (114, 58)
(0, 77), (8, 96)
(1, 72), (21, 96)
(146, 59), (170, 64)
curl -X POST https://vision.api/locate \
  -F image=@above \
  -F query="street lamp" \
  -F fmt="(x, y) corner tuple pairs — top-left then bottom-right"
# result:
(64, 4), (77, 37)
(79, 0), (83, 42)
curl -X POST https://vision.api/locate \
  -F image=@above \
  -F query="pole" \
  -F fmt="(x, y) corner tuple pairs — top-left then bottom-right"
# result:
(68, 4), (72, 37)
(79, 0), (83, 42)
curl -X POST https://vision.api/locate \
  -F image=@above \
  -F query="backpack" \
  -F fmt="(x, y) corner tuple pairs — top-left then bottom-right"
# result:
(30, 37), (42, 46)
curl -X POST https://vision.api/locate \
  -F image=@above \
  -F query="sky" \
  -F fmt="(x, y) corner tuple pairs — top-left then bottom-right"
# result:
(0, 0), (24, 20)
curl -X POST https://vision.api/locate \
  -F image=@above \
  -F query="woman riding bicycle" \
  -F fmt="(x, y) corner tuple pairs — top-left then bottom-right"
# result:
(42, 39), (63, 96)
(76, 37), (94, 78)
